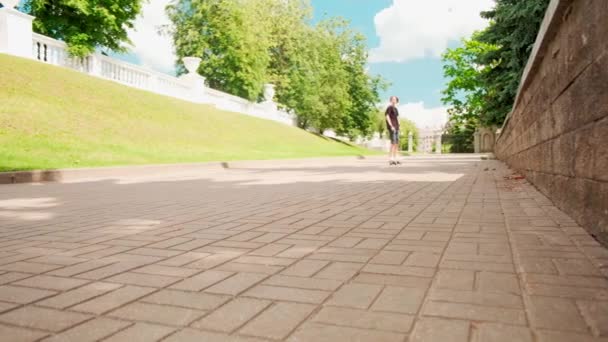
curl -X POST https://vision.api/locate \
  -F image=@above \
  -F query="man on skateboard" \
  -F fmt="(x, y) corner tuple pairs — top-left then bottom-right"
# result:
(386, 96), (401, 165)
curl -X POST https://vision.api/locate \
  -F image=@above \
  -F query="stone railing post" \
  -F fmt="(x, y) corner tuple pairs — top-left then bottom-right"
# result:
(88, 53), (103, 77)
(180, 56), (206, 103)
(263, 83), (277, 111)
(263, 84), (276, 102)
(408, 131), (413, 153)
(473, 128), (481, 153)
(0, 1), (35, 58)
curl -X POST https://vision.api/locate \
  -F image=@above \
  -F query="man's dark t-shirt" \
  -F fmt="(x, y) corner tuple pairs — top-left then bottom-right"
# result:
(386, 105), (400, 131)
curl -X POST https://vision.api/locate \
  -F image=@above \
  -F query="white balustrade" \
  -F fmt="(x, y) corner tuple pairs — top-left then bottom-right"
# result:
(1, 3), (295, 126)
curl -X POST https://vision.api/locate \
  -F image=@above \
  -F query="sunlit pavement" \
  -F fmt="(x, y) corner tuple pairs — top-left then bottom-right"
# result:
(0, 155), (606, 341)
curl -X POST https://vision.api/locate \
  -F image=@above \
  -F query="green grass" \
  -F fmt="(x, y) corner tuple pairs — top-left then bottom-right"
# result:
(0, 54), (377, 172)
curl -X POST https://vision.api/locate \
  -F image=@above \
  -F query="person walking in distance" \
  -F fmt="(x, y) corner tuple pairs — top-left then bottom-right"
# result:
(386, 96), (401, 165)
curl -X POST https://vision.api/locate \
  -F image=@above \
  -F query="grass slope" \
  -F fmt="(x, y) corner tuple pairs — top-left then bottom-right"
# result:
(0, 54), (375, 171)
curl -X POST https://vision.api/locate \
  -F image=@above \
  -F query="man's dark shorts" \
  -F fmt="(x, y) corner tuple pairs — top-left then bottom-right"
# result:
(389, 130), (400, 144)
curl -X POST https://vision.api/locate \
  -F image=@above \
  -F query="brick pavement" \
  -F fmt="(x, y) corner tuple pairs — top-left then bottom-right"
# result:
(0, 155), (606, 341)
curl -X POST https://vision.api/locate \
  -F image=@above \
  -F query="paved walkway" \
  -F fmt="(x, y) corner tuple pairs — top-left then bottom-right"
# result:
(0, 155), (606, 342)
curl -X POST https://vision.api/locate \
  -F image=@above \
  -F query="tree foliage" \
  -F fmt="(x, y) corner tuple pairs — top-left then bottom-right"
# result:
(166, 0), (273, 100)
(476, 0), (551, 125)
(166, 0), (385, 136)
(441, 33), (498, 127)
(22, 0), (143, 57)
(440, 0), (550, 151)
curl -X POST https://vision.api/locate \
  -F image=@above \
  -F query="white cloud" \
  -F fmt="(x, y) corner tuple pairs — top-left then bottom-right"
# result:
(397, 102), (448, 130)
(127, 0), (176, 73)
(369, 0), (493, 63)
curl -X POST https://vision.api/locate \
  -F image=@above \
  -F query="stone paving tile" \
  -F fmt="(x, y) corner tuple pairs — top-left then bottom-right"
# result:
(0, 306), (92, 332)
(429, 288), (524, 309)
(0, 272), (32, 285)
(0, 323), (49, 341)
(40, 317), (131, 342)
(434, 269), (475, 290)
(527, 295), (590, 332)
(0, 301), (18, 314)
(325, 283), (383, 309)
(70, 285), (156, 315)
(411, 317), (471, 342)
(244, 284), (330, 304)
(105, 271), (181, 288)
(474, 323), (534, 342)
(239, 302), (315, 339)
(216, 262), (284, 275)
(264, 274), (342, 291)
(191, 297), (271, 333)
(140, 289), (229, 311)
(130, 264), (200, 278)
(0, 261), (63, 274)
(362, 263), (436, 277)
(535, 330), (608, 342)
(352, 273), (432, 288)
(313, 306), (414, 333)
(37, 282), (122, 309)
(163, 328), (269, 342)
(371, 286), (426, 314)
(1, 156), (608, 340)
(577, 300), (608, 337)
(280, 259), (329, 277)
(108, 301), (205, 326)
(313, 261), (363, 281)
(101, 322), (175, 342)
(169, 269), (234, 291)
(205, 272), (268, 296)
(423, 300), (527, 325)
(0, 285), (57, 304)
(287, 322), (406, 342)
(13, 275), (89, 291)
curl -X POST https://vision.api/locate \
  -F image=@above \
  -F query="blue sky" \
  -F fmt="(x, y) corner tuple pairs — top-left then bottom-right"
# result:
(120, 0), (493, 129)
(311, 0), (445, 107)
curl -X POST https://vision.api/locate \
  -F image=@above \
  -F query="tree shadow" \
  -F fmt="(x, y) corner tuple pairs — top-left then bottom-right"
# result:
(0, 156), (485, 230)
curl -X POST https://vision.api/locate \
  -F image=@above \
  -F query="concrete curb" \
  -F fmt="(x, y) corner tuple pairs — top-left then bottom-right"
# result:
(0, 156), (368, 185)
(0, 162), (225, 184)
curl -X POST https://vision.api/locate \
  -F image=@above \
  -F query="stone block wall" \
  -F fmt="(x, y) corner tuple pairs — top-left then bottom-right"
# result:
(494, 0), (608, 244)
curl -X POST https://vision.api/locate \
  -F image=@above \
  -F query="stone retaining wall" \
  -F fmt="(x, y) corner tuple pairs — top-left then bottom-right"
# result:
(495, 0), (608, 244)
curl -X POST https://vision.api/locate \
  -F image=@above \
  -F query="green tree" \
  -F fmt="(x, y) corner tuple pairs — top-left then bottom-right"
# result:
(440, 0), (550, 152)
(340, 41), (386, 138)
(274, 19), (350, 133)
(441, 33), (497, 152)
(23, 0), (143, 57)
(476, 0), (551, 125)
(166, 0), (273, 100)
(441, 33), (498, 127)
(166, 0), (384, 136)
(277, 17), (385, 135)
(442, 121), (476, 153)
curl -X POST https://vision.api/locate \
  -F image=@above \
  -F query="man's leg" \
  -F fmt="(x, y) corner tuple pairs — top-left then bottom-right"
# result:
(393, 131), (399, 160)
(394, 143), (399, 162)
(388, 132), (395, 163)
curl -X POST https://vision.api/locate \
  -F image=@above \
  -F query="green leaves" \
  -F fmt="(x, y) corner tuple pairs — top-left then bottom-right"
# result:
(441, 33), (497, 128)
(167, 0), (384, 136)
(25, 0), (143, 57)
(440, 0), (550, 151)
(476, 0), (551, 126)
